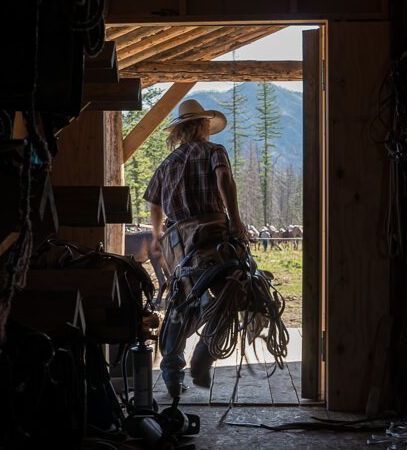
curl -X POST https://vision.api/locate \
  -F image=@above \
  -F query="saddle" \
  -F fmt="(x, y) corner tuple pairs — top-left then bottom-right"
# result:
(30, 238), (155, 344)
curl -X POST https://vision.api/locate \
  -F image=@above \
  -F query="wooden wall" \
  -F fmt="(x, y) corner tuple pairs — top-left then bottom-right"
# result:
(52, 111), (125, 254)
(327, 21), (391, 411)
(52, 111), (106, 248)
(106, 0), (389, 23)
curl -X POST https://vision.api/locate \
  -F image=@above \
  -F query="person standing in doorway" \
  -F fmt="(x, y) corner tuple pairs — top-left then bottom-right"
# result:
(143, 99), (246, 397)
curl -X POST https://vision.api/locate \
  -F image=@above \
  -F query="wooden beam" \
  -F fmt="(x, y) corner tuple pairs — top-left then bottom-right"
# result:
(118, 26), (222, 69)
(182, 26), (283, 61)
(106, 0), (389, 24)
(84, 41), (119, 84)
(83, 79), (141, 111)
(106, 26), (141, 41)
(114, 26), (172, 51)
(121, 60), (303, 82)
(117, 26), (198, 62)
(123, 82), (195, 163)
(142, 26), (257, 62)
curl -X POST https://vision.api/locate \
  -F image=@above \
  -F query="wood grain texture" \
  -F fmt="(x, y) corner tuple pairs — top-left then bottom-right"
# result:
(180, 26), (282, 62)
(53, 112), (106, 248)
(114, 26), (171, 51)
(104, 111), (125, 254)
(122, 60), (303, 83)
(302, 28), (322, 401)
(140, 26), (247, 62)
(118, 26), (200, 67)
(327, 21), (391, 412)
(106, 26), (141, 41)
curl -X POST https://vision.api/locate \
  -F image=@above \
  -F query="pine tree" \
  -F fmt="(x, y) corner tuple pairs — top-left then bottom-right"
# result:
(255, 82), (281, 226)
(216, 55), (247, 182)
(123, 87), (172, 224)
(240, 141), (262, 227)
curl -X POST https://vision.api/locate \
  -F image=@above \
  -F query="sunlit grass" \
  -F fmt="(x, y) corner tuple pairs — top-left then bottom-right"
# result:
(145, 246), (303, 328)
(251, 246), (303, 328)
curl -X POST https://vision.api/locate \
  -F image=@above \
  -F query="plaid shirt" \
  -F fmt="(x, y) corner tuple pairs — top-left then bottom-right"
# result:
(143, 140), (231, 223)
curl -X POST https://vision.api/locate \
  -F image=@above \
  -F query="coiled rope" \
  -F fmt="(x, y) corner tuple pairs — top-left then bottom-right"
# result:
(160, 241), (290, 421)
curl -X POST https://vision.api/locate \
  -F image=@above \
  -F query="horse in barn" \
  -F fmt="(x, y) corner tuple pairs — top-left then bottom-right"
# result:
(125, 231), (168, 308)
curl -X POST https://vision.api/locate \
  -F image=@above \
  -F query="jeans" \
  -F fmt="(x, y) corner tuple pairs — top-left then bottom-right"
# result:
(160, 293), (215, 386)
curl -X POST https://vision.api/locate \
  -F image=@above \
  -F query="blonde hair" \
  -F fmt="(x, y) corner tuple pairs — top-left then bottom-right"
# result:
(167, 118), (210, 149)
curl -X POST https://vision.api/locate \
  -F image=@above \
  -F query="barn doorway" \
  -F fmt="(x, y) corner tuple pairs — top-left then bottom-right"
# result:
(121, 24), (326, 406)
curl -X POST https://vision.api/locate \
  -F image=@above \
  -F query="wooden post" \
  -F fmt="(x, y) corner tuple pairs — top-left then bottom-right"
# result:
(52, 111), (106, 248)
(327, 21), (391, 412)
(123, 82), (196, 163)
(52, 111), (126, 254)
(302, 28), (322, 401)
(105, 111), (126, 254)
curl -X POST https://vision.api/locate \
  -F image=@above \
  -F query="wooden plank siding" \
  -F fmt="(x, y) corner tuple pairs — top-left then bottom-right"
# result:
(327, 21), (391, 411)
(52, 111), (106, 248)
(52, 111), (126, 253)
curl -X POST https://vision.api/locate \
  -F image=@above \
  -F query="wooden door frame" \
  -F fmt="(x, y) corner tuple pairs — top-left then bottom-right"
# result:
(119, 19), (330, 404)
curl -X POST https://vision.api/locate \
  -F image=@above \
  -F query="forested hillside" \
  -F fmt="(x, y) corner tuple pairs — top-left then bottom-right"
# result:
(184, 82), (303, 172)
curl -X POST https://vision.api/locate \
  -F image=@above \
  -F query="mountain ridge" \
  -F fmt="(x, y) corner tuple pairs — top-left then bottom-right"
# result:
(180, 82), (303, 172)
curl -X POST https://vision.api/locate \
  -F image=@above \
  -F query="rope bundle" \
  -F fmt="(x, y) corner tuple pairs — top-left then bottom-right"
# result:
(160, 243), (290, 371)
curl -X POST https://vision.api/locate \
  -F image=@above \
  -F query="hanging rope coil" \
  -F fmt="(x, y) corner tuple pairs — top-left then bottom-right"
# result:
(159, 240), (289, 372)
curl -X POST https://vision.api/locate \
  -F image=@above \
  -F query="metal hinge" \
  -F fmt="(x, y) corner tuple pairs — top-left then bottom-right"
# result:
(321, 330), (327, 362)
(321, 59), (326, 92)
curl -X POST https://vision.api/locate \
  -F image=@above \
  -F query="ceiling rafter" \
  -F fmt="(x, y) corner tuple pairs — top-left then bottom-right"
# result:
(141, 26), (247, 62)
(114, 26), (173, 51)
(106, 26), (140, 41)
(118, 26), (223, 69)
(183, 26), (284, 61)
(117, 26), (198, 62)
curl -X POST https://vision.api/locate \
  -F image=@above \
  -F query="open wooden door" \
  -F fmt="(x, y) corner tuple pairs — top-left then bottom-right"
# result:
(301, 27), (324, 400)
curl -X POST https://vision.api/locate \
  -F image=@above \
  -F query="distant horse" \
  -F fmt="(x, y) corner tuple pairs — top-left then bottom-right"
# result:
(125, 231), (168, 307)
(286, 225), (303, 249)
(247, 224), (260, 250)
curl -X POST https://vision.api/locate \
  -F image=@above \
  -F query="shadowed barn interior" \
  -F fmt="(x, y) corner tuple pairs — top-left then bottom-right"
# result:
(1, 1), (407, 449)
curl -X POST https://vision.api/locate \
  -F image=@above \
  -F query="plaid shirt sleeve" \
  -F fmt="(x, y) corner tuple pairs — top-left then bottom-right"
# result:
(210, 145), (231, 171)
(143, 167), (162, 206)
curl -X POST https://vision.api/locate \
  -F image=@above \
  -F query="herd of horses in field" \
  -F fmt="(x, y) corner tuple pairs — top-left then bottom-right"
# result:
(124, 223), (303, 306)
(247, 224), (303, 251)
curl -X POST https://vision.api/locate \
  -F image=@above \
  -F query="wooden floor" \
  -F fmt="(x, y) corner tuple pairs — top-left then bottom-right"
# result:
(153, 327), (302, 406)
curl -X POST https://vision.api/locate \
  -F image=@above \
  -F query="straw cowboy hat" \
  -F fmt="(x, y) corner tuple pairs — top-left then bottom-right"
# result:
(165, 99), (227, 135)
